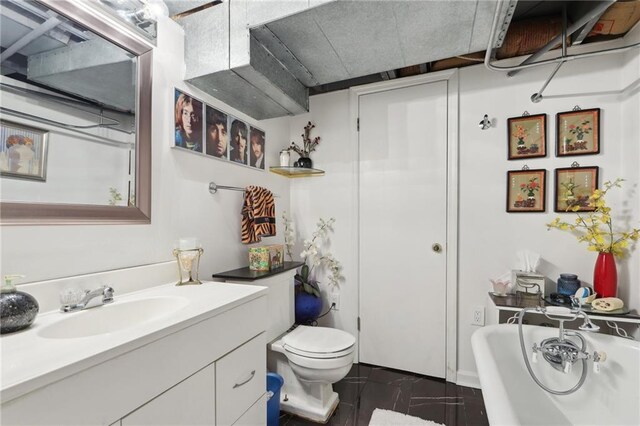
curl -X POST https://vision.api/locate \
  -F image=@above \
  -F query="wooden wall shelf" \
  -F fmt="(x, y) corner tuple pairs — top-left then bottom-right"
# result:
(269, 167), (325, 178)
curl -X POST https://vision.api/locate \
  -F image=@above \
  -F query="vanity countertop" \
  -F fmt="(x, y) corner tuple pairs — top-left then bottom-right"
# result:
(212, 261), (303, 281)
(0, 281), (267, 403)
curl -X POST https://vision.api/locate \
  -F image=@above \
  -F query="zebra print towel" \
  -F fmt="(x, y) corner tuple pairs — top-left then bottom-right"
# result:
(241, 185), (276, 244)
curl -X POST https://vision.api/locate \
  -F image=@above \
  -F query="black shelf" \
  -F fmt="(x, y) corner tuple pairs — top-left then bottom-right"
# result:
(212, 261), (304, 282)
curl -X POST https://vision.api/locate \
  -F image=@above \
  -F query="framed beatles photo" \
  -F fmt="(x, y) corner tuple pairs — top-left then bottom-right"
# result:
(205, 105), (228, 159)
(249, 127), (265, 169)
(507, 169), (546, 213)
(0, 120), (49, 181)
(555, 166), (599, 212)
(507, 114), (546, 160)
(229, 117), (249, 165)
(556, 108), (600, 157)
(174, 88), (203, 152)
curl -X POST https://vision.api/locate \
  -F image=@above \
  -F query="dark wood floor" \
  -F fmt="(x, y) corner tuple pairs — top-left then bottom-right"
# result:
(280, 363), (489, 426)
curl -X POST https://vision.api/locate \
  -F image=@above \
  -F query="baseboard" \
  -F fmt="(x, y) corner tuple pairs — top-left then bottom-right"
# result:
(456, 370), (481, 389)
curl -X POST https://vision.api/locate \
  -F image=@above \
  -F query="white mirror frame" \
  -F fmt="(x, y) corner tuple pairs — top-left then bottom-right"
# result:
(0, 0), (152, 225)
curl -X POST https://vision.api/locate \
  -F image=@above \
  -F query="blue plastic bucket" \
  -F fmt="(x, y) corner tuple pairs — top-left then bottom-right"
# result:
(266, 372), (284, 426)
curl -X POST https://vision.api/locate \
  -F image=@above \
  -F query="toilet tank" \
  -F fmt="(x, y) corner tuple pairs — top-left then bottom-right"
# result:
(225, 269), (295, 342)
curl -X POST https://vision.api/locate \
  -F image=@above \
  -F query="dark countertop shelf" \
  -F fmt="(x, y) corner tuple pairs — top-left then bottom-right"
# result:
(489, 292), (640, 321)
(212, 261), (304, 281)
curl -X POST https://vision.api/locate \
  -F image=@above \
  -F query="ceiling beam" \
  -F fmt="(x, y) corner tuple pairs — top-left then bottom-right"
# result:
(0, 16), (60, 63)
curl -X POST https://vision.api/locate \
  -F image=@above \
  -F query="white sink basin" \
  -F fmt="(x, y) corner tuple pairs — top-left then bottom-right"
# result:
(38, 296), (189, 339)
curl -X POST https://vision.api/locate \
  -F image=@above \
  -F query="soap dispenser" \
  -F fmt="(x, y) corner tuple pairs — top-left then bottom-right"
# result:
(0, 275), (39, 334)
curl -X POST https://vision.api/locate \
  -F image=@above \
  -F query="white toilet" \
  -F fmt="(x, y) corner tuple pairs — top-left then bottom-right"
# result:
(268, 325), (355, 422)
(245, 270), (356, 423)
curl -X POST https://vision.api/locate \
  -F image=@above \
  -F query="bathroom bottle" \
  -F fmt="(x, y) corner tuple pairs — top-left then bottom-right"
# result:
(0, 275), (39, 334)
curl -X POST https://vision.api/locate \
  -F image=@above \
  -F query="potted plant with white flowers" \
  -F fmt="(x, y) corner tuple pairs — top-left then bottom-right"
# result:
(282, 213), (343, 324)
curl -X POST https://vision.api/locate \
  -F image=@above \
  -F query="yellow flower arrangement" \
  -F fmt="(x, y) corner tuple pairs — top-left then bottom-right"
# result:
(547, 179), (640, 257)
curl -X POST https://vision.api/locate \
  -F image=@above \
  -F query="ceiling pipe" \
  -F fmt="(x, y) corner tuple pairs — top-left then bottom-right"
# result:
(506, 0), (613, 77)
(484, 0), (640, 75)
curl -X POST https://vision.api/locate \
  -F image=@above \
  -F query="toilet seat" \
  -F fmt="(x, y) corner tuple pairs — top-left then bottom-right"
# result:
(282, 326), (355, 359)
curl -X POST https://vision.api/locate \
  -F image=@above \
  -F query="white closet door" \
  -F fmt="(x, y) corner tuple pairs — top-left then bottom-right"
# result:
(359, 81), (448, 378)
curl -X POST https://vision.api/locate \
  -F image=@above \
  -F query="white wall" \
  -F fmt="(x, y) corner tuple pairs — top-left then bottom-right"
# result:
(0, 17), (291, 284)
(288, 51), (640, 383)
(457, 53), (639, 383)
(288, 90), (356, 342)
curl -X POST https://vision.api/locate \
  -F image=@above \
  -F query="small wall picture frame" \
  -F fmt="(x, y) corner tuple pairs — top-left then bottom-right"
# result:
(0, 120), (49, 181)
(507, 114), (546, 160)
(174, 88), (204, 153)
(556, 108), (600, 157)
(507, 169), (547, 213)
(555, 166), (599, 212)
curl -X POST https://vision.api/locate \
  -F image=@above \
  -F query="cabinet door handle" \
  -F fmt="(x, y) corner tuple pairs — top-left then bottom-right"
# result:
(233, 370), (256, 389)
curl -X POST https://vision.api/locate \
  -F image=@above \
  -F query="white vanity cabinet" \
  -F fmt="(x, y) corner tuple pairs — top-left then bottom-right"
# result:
(121, 364), (216, 425)
(121, 333), (266, 426)
(1, 285), (268, 426)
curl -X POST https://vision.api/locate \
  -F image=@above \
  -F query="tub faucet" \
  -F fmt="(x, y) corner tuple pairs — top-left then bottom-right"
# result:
(529, 303), (605, 374)
(61, 285), (114, 312)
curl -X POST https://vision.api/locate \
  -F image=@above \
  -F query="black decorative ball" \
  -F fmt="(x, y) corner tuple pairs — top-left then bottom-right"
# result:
(1, 291), (39, 334)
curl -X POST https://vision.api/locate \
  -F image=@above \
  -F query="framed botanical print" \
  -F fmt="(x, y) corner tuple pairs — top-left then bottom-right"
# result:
(556, 108), (600, 156)
(507, 169), (546, 213)
(0, 120), (49, 181)
(507, 114), (546, 160)
(555, 166), (599, 212)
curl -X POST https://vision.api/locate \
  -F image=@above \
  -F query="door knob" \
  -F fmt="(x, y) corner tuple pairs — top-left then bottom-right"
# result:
(432, 243), (442, 253)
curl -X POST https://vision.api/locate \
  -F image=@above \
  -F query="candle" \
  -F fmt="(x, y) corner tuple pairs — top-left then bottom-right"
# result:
(178, 238), (198, 250)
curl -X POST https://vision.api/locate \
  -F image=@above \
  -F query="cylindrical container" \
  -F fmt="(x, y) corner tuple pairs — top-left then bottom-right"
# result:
(279, 150), (290, 167)
(557, 273), (581, 296)
(266, 373), (284, 426)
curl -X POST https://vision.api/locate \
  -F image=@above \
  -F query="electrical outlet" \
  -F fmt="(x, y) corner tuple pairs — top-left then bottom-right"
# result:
(329, 292), (340, 311)
(472, 306), (485, 326)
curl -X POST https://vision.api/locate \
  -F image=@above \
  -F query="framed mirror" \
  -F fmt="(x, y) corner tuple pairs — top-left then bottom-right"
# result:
(0, 0), (152, 225)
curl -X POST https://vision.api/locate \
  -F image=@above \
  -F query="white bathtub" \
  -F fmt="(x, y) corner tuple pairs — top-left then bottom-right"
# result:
(472, 324), (640, 426)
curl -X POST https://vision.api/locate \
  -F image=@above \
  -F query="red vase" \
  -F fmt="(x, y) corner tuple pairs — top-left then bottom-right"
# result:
(593, 252), (617, 298)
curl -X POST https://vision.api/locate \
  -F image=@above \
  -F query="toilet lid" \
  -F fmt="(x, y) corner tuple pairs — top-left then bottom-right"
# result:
(282, 326), (355, 357)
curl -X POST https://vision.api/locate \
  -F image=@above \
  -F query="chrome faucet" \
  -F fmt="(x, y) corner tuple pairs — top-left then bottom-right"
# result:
(530, 299), (604, 374)
(61, 285), (114, 312)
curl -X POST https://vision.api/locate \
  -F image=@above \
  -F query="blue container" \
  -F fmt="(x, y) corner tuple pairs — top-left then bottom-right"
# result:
(267, 372), (284, 426)
(557, 274), (581, 296)
(294, 292), (322, 324)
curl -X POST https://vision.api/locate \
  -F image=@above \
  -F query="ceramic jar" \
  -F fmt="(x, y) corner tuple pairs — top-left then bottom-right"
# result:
(557, 273), (581, 297)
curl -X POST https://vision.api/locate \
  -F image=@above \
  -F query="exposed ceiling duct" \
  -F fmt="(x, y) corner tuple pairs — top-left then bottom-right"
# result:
(0, 0), (137, 112)
(175, 0), (504, 120)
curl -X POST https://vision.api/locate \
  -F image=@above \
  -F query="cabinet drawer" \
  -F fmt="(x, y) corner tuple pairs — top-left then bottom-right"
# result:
(233, 394), (266, 426)
(216, 333), (266, 426)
